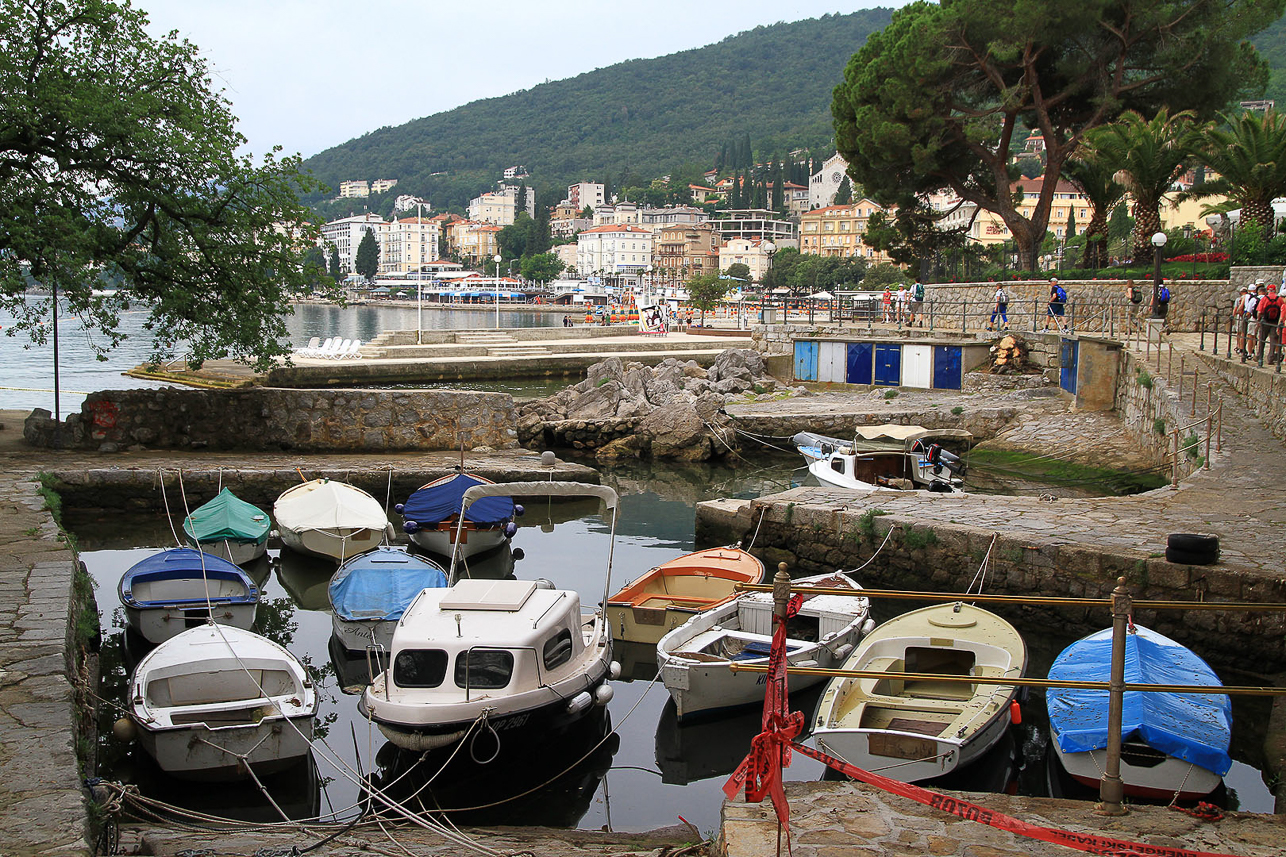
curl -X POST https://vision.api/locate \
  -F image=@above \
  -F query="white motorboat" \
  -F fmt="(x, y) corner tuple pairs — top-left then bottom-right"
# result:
(127, 624), (318, 781)
(362, 482), (620, 752)
(1046, 625), (1231, 800)
(118, 548), (259, 645)
(656, 571), (874, 721)
(794, 425), (971, 492)
(397, 473), (518, 559)
(810, 601), (1026, 783)
(273, 478), (393, 562)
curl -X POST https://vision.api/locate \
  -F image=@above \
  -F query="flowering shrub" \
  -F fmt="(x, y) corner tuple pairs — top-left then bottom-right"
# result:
(1167, 252), (1229, 263)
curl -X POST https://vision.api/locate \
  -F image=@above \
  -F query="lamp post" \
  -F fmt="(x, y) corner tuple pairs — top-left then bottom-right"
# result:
(416, 201), (424, 344)
(493, 253), (502, 328)
(1183, 224), (1194, 280)
(1151, 231), (1167, 319)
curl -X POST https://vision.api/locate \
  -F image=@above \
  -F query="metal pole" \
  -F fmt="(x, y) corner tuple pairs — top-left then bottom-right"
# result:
(961, 298), (967, 333)
(1226, 311), (1233, 360)
(928, 299), (934, 332)
(1199, 311), (1206, 352)
(1172, 429), (1180, 487)
(416, 202), (423, 345)
(1205, 408), (1213, 469)
(1167, 341), (1173, 378)
(1191, 370), (1198, 415)
(1178, 355), (1184, 400)
(52, 280), (61, 449)
(1097, 577), (1131, 816)
(1217, 399), (1223, 451)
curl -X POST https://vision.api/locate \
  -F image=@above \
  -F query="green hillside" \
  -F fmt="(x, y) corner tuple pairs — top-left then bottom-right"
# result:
(302, 9), (893, 214)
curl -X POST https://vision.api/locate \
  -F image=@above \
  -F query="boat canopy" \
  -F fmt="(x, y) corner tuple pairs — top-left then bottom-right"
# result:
(460, 481), (618, 514)
(853, 424), (974, 445)
(183, 488), (270, 543)
(329, 549), (447, 621)
(276, 479), (388, 530)
(1047, 626), (1232, 776)
(402, 474), (515, 527)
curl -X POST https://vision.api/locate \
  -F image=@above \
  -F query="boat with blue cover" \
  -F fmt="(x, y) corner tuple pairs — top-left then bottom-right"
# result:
(119, 548), (259, 644)
(182, 487), (271, 565)
(397, 473), (520, 559)
(329, 547), (449, 654)
(1046, 624), (1232, 800)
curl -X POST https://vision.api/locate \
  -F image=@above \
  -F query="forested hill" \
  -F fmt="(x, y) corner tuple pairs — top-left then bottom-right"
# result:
(301, 9), (894, 213)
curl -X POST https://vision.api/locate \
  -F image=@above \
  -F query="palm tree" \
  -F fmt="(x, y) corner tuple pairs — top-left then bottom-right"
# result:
(1063, 142), (1127, 270)
(1188, 109), (1286, 243)
(1085, 109), (1202, 264)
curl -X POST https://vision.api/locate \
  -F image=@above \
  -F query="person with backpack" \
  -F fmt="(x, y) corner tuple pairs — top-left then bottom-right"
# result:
(1125, 280), (1145, 333)
(987, 284), (1009, 330)
(1255, 283), (1283, 364)
(1150, 279), (1172, 325)
(908, 281), (926, 327)
(1233, 285), (1251, 355)
(1044, 277), (1067, 332)
(1245, 282), (1266, 361)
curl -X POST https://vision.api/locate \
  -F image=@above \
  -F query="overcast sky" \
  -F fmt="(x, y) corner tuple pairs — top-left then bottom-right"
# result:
(139, 1), (901, 159)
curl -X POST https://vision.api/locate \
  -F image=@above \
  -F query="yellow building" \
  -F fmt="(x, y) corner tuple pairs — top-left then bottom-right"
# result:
(798, 199), (893, 262)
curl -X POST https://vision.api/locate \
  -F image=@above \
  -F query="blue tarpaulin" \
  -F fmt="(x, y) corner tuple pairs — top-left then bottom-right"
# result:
(401, 474), (515, 527)
(329, 548), (447, 621)
(1047, 625), (1232, 776)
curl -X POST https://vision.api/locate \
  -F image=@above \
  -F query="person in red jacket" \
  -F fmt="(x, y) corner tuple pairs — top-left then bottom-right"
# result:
(1255, 284), (1283, 364)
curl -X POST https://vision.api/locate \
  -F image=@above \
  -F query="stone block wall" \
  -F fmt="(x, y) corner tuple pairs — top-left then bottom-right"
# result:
(23, 387), (518, 452)
(1112, 349), (1208, 475)
(1194, 352), (1286, 444)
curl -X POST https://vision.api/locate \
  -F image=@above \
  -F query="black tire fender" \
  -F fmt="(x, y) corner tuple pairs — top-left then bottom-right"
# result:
(1165, 545), (1219, 566)
(1167, 533), (1219, 553)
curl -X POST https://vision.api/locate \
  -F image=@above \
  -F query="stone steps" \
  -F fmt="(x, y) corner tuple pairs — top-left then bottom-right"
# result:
(487, 346), (550, 357)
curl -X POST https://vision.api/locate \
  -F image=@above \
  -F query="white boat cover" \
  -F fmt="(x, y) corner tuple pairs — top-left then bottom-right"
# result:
(274, 479), (387, 530)
(853, 424), (973, 443)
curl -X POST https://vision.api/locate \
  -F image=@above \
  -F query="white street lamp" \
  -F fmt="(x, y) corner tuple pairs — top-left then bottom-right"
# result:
(1151, 230), (1168, 297)
(493, 253), (503, 329)
(416, 201), (424, 344)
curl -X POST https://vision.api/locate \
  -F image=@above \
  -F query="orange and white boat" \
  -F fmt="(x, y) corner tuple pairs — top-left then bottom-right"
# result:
(606, 546), (765, 645)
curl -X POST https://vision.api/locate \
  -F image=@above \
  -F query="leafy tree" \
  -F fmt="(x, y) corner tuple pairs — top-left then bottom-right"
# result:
(1189, 109), (1286, 245)
(354, 228), (380, 282)
(327, 244), (343, 278)
(833, 178), (852, 205)
(862, 205), (965, 278)
(1063, 147), (1126, 269)
(519, 253), (564, 284)
(725, 263), (752, 283)
(832, 0), (1281, 271)
(0, 0), (330, 370)
(499, 212), (537, 261)
(861, 263), (910, 289)
(1086, 108), (1201, 263)
(686, 272), (729, 325)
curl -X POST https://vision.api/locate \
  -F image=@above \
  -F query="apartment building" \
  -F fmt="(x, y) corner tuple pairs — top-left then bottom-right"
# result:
(566, 181), (606, 212)
(798, 200), (892, 262)
(468, 188), (517, 227)
(446, 220), (501, 263)
(319, 213), (387, 272)
(379, 216), (441, 274)
(338, 180), (370, 199)
(712, 209), (798, 248)
(718, 237), (774, 283)
(937, 177), (1090, 245)
(576, 224), (654, 275)
(782, 181), (811, 217)
(370, 178), (399, 194)
(655, 223), (719, 282)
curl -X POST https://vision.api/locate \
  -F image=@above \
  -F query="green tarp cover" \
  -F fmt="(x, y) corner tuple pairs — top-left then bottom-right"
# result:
(183, 488), (271, 544)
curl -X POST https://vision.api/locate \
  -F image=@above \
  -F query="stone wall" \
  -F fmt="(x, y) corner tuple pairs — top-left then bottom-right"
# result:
(23, 387), (518, 452)
(1194, 351), (1286, 444)
(1113, 349), (1207, 474)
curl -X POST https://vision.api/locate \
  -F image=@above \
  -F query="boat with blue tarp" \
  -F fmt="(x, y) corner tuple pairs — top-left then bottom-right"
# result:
(118, 547), (259, 644)
(329, 547), (449, 653)
(1046, 624), (1232, 800)
(397, 473), (519, 558)
(182, 487), (271, 566)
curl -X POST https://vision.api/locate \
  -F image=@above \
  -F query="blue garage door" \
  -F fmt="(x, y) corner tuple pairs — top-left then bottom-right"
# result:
(933, 346), (962, 390)
(846, 342), (874, 385)
(1060, 338), (1078, 394)
(874, 344), (901, 387)
(794, 340), (818, 382)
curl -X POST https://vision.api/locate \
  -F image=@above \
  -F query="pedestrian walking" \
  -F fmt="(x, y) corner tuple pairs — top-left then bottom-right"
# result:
(1150, 279), (1173, 331)
(1233, 285), (1251, 355)
(881, 287), (892, 323)
(1044, 277), (1068, 333)
(1125, 280), (1145, 333)
(987, 284), (1009, 330)
(1245, 282), (1266, 360)
(896, 285), (908, 326)
(908, 281), (926, 327)
(1255, 283), (1283, 364)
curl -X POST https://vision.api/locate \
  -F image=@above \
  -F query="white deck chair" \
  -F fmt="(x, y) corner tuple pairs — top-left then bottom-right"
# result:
(328, 339), (352, 359)
(313, 337), (337, 358)
(298, 336), (320, 357)
(339, 339), (363, 360)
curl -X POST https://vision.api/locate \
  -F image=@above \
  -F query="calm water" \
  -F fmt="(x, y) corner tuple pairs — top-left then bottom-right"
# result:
(70, 457), (1273, 833)
(0, 301), (559, 413)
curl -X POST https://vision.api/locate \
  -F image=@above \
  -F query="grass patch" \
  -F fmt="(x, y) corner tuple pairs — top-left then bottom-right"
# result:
(1182, 433), (1201, 460)
(968, 448), (1167, 495)
(24, 526), (40, 536)
(856, 508), (889, 541)
(883, 389), (899, 400)
(1153, 418), (1167, 436)
(902, 527), (939, 550)
(951, 406), (964, 415)
(1136, 369), (1153, 390)
(784, 503), (795, 526)
(36, 473), (63, 523)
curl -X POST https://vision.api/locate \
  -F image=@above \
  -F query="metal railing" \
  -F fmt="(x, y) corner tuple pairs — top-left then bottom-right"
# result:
(1198, 303), (1284, 373)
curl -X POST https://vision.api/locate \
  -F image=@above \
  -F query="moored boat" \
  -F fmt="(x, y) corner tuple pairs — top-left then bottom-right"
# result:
(274, 478), (392, 562)
(329, 547), (448, 654)
(362, 482), (619, 752)
(656, 571), (874, 721)
(397, 473), (518, 559)
(1046, 625), (1231, 800)
(127, 624), (318, 781)
(119, 547), (259, 645)
(810, 601), (1027, 783)
(606, 546), (765, 645)
(794, 425), (970, 492)
(181, 487), (271, 565)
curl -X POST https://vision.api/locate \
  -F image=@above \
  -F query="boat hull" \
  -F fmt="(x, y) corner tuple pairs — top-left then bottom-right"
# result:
(279, 523), (388, 562)
(607, 602), (704, 646)
(663, 656), (843, 721)
(1052, 737), (1223, 801)
(408, 525), (507, 559)
(184, 536), (267, 566)
(125, 602), (257, 646)
(331, 614), (395, 654)
(137, 714), (315, 782)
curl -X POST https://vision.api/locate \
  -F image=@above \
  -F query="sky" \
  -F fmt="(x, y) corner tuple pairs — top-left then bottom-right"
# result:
(139, 1), (902, 160)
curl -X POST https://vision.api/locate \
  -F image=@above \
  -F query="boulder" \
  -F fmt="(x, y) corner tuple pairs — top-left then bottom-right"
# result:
(710, 349), (765, 382)
(639, 403), (713, 461)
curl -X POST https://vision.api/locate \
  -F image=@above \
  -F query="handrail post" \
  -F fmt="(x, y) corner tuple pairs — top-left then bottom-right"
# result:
(928, 299), (935, 332)
(1191, 369), (1198, 415)
(1204, 408), (1213, 469)
(1178, 355), (1185, 400)
(1172, 429), (1180, 487)
(1096, 577), (1131, 816)
(1033, 298), (1039, 334)
(1217, 399), (1223, 452)
(1226, 310), (1233, 360)
(1200, 310), (1206, 352)
(961, 298), (967, 334)
(1167, 340), (1173, 378)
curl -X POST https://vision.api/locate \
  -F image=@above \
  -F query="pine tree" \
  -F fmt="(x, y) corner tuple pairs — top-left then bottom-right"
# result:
(834, 177), (853, 205)
(354, 227), (380, 282)
(327, 244), (342, 277)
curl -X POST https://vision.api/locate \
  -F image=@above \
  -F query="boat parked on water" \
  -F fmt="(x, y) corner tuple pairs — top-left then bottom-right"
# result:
(274, 478), (392, 562)
(810, 601), (1026, 783)
(1046, 625), (1231, 800)
(329, 547), (448, 654)
(794, 425), (971, 492)
(606, 546), (765, 645)
(656, 571), (874, 721)
(119, 548), (259, 645)
(182, 487), (271, 565)
(397, 473), (519, 559)
(127, 624), (318, 781)
(362, 482), (619, 753)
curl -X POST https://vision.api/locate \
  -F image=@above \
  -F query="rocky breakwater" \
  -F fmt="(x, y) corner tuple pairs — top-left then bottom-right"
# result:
(516, 349), (789, 462)
(23, 387), (518, 453)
